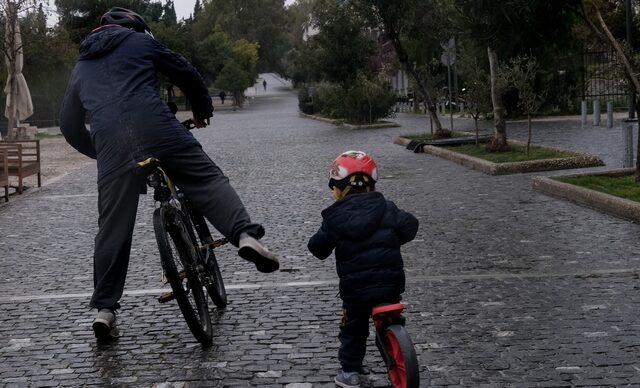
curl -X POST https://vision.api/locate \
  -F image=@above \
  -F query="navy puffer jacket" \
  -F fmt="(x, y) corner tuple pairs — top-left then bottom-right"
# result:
(308, 192), (419, 307)
(59, 25), (213, 183)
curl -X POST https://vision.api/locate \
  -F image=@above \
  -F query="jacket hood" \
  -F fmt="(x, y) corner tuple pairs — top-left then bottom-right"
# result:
(322, 192), (386, 240)
(79, 25), (135, 60)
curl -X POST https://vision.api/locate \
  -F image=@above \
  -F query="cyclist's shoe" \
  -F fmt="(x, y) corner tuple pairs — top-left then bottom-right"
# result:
(92, 309), (120, 341)
(334, 371), (360, 388)
(238, 233), (280, 273)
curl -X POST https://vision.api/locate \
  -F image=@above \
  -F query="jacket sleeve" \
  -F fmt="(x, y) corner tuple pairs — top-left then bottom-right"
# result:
(307, 222), (337, 260)
(151, 39), (213, 121)
(59, 78), (96, 159)
(395, 208), (419, 245)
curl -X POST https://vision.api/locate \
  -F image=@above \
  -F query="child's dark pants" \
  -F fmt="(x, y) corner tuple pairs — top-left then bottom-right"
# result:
(338, 305), (372, 372)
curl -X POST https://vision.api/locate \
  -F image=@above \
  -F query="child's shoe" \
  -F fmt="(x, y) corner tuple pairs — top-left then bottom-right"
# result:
(334, 371), (360, 388)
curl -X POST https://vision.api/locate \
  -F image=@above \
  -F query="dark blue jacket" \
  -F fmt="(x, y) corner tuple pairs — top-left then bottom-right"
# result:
(59, 25), (213, 183)
(308, 192), (419, 307)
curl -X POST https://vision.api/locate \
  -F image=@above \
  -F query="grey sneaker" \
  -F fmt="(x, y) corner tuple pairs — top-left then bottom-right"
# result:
(335, 371), (360, 388)
(92, 309), (120, 340)
(238, 233), (280, 273)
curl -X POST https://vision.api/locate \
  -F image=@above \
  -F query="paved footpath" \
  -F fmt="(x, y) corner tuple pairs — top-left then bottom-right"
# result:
(1, 73), (640, 387)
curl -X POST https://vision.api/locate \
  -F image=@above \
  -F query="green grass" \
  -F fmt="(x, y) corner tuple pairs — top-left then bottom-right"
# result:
(442, 143), (576, 163)
(35, 132), (63, 139)
(557, 173), (640, 202)
(401, 131), (469, 140)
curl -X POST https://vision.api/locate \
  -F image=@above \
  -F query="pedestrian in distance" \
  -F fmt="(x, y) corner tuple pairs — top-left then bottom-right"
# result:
(263, 79), (267, 91)
(59, 7), (279, 341)
(219, 90), (226, 104)
(307, 151), (419, 388)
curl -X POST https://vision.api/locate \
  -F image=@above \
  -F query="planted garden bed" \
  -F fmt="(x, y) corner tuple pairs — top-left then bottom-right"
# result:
(394, 136), (604, 175)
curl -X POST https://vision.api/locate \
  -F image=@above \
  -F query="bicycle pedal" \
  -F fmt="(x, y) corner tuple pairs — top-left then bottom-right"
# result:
(158, 291), (175, 303)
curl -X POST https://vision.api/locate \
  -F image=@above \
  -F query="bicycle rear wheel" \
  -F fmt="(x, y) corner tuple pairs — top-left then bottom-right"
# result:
(203, 247), (227, 308)
(379, 324), (420, 388)
(154, 207), (213, 346)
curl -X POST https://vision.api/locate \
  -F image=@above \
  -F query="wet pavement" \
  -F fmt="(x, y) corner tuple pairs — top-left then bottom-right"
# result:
(1, 73), (640, 387)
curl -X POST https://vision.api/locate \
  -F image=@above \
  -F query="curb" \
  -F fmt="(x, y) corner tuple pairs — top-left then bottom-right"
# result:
(299, 112), (400, 129)
(532, 169), (640, 222)
(394, 136), (604, 175)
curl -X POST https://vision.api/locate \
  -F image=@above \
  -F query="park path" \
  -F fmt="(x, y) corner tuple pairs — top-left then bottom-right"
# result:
(0, 73), (639, 386)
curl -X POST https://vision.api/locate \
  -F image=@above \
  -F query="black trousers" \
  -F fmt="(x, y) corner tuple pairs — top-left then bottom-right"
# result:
(338, 305), (371, 373)
(90, 146), (263, 309)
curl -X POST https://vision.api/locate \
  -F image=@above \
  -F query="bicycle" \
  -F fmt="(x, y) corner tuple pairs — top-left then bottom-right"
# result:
(372, 303), (420, 388)
(135, 121), (227, 346)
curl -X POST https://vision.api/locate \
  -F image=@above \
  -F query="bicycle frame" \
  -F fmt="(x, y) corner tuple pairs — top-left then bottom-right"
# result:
(137, 157), (228, 296)
(137, 157), (227, 249)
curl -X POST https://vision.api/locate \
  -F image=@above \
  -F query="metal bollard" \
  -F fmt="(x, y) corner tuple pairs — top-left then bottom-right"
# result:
(624, 124), (634, 167)
(607, 101), (613, 128)
(593, 99), (601, 126)
(581, 100), (587, 127)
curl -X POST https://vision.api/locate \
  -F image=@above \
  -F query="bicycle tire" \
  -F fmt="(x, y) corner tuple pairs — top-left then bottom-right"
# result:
(204, 247), (227, 308)
(381, 324), (420, 388)
(153, 207), (213, 346)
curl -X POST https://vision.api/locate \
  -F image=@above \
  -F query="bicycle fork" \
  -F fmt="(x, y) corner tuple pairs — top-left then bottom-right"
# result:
(372, 304), (407, 368)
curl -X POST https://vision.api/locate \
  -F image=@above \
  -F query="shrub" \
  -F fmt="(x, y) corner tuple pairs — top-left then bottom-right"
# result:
(299, 76), (396, 124)
(298, 86), (315, 114)
(341, 74), (396, 124)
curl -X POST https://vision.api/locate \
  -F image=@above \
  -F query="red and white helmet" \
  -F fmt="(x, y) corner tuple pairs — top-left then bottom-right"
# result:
(329, 150), (378, 188)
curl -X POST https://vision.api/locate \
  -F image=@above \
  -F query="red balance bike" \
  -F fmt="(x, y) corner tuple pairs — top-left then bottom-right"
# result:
(372, 303), (420, 388)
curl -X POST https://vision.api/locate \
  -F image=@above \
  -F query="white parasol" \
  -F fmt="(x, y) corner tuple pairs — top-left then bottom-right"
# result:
(4, 2), (33, 132)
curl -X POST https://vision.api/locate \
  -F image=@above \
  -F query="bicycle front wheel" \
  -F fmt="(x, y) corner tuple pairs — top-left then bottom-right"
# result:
(153, 207), (213, 346)
(381, 324), (420, 388)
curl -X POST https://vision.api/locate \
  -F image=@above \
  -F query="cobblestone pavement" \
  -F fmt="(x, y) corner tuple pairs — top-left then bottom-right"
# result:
(1, 73), (640, 387)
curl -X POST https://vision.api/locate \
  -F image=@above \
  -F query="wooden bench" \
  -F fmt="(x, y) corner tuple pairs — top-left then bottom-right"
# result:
(0, 139), (41, 194)
(0, 148), (8, 202)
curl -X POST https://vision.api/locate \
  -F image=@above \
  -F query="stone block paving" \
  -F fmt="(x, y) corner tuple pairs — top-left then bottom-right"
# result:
(1, 73), (640, 386)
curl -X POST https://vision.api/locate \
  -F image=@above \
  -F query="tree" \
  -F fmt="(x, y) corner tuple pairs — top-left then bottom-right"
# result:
(20, 6), (77, 129)
(458, 50), (491, 145)
(214, 39), (259, 109)
(54, 0), (163, 43)
(453, 0), (578, 151)
(504, 56), (544, 155)
(350, 0), (451, 136)
(161, 0), (176, 25)
(569, 0), (640, 179)
(311, 0), (374, 84)
(194, 0), (289, 72)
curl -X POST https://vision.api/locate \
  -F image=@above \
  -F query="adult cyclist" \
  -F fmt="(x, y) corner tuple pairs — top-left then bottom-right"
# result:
(59, 7), (279, 340)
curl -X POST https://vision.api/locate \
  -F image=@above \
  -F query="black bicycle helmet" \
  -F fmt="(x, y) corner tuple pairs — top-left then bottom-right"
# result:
(100, 7), (152, 36)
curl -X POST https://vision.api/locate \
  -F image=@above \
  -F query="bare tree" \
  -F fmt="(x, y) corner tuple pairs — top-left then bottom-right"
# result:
(458, 51), (491, 145)
(569, 0), (640, 179)
(504, 55), (544, 155)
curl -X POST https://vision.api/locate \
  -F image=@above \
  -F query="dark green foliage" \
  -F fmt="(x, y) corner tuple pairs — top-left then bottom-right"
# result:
(194, 0), (290, 72)
(298, 86), (315, 114)
(54, 0), (165, 43)
(303, 75), (396, 124)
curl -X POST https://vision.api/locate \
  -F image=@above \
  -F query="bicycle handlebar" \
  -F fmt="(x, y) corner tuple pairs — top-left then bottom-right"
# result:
(181, 117), (210, 130)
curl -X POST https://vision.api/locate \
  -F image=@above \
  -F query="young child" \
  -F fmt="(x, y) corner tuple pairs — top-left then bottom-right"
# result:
(307, 151), (419, 388)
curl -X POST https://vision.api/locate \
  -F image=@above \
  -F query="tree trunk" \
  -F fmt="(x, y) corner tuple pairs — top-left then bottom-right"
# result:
(473, 115), (479, 146)
(636, 101), (640, 181)
(486, 46), (509, 151)
(527, 114), (532, 155)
